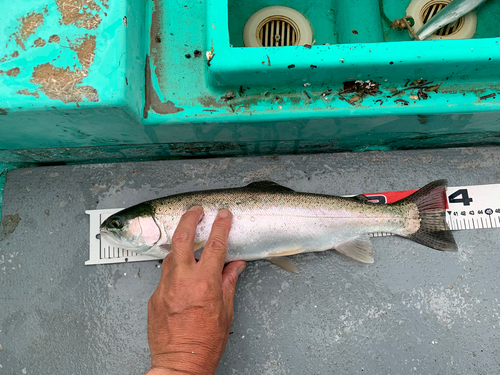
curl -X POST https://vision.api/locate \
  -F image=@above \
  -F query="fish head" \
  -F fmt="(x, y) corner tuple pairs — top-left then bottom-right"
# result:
(100, 203), (161, 253)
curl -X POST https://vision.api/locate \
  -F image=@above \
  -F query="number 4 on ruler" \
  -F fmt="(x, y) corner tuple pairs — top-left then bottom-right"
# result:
(448, 189), (473, 206)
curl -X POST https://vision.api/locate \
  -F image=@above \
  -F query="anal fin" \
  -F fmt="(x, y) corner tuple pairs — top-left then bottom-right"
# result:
(267, 257), (300, 273)
(335, 235), (374, 263)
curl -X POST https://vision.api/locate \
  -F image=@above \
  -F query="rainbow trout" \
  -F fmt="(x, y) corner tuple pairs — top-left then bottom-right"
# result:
(100, 180), (457, 272)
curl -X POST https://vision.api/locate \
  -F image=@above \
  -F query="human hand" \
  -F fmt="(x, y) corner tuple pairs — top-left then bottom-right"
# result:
(146, 207), (246, 375)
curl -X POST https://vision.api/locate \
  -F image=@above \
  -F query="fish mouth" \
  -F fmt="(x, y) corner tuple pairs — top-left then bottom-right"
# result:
(99, 223), (158, 253)
(99, 229), (122, 247)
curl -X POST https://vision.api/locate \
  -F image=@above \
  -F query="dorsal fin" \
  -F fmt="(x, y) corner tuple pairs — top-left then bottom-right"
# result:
(245, 181), (295, 193)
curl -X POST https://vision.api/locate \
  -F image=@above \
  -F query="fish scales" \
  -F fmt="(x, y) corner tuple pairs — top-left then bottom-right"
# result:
(152, 189), (411, 260)
(100, 180), (457, 270)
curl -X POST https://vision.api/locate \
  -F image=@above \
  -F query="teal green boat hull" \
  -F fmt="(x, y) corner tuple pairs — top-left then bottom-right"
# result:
(0, 0), (499, 166)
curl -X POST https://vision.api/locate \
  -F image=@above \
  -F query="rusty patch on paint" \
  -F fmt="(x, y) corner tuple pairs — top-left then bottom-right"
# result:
(56, 0), (102, 30)
(0, 67), (21, 77)
(71, 35), (96, 69)
(14, 11), (45, 50)
(31, 63), (98, 103)
(149, 0), (167, 94)
(143, 55), (184, 118)
(33, 37), (46, 47)
(16, 89), (40, 99)
(49, 35), (61, 43)
(102, 0), (109, 9)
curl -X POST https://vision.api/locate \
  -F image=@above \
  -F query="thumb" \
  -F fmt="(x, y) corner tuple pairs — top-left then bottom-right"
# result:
(221, 261), (246, 318)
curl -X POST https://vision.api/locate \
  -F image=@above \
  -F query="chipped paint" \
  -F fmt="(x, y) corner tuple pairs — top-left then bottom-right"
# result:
(33, 37), (46, 47)
(0, 67), (20, 77)
(71, 35), (96, 69)
(56, 0), (102, 30)
(31, 63), (98, 103)
(16, 89), (40, 99)
(13, 10), (45, 50)
(26, 32), (98, 103)
(143, 55), (183, 117)
(0, 51), (19, 63)
(48, 35), (60, 43)
(148, 0), (167, 97)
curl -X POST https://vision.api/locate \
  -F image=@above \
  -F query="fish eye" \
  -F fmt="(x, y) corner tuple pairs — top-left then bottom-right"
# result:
(109, 216), (123, 229)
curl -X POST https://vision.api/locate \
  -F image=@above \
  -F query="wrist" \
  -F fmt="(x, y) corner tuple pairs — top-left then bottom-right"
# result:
(146, 367), (197, 375)
(149, 350), (219, 375)
(146, 369), (177, 375)
(146, 368), (181, 375)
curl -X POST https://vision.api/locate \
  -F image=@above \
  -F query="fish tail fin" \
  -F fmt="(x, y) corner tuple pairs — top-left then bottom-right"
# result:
(394, 179), (458, 251)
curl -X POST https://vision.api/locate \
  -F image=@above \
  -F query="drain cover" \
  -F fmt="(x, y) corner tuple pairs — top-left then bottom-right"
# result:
(407, 0), (477, 40)
(243, 6), (313, 47)
(259, 16), (298, 47)
(421, 1), (465, 36)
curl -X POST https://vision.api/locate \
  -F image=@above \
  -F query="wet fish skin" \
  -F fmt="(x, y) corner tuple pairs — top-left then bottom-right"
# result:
(416, 0), (486, 40)
(100, 180), (457, 268)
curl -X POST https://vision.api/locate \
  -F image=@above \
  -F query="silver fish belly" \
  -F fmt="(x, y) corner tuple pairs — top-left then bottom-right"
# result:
(101, 180), (457, 270)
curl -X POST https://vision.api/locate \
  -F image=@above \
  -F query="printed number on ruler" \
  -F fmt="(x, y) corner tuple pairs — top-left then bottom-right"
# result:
(446, 185), (500, 230)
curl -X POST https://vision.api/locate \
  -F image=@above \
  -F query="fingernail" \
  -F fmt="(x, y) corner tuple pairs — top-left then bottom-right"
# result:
(237, 264), (246, 275)
(217, 209), (230, 218)
(188, 206), (201, 212)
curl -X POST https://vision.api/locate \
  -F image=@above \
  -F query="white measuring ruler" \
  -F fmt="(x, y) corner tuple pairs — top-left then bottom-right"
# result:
(361, 184), (500, 231)
(444, 184), (500, 230)
(86, 183), (500, 265)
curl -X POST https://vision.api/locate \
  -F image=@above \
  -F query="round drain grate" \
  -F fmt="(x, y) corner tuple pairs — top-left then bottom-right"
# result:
(258, 16), (299, 47)
(243, 6), (312, 47)
(421, 1), (465, 36)
(406, 0), (477, 40)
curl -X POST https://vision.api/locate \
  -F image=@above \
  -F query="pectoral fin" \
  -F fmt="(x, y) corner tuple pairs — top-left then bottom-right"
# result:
(267, 257), (300, 273)
(335, 235), (374, 263)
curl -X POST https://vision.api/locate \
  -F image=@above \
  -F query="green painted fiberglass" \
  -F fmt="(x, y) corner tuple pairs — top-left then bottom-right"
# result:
(0, 0), (499, 167)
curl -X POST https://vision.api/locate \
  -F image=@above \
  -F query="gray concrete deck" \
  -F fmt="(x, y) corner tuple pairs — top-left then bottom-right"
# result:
(1, 147), (499, 374)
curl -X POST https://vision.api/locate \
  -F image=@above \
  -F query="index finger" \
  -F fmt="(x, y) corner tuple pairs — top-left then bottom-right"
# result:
(171, 206), (204, 266)
(198, 209), (232, 274)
